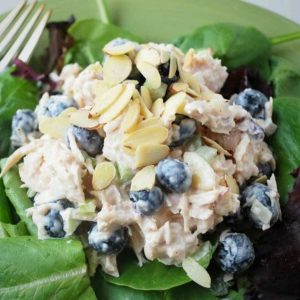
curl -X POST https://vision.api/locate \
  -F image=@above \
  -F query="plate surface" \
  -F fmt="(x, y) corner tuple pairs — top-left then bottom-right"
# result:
(1, 0), (300, 70)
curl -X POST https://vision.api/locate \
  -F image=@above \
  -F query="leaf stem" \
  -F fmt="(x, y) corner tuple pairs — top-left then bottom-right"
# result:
(271, 31), (300, 45)
(97, 0), (111, 24)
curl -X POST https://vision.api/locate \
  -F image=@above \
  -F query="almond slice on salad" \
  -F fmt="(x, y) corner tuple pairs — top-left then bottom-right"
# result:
(39, 116), (70, 139)
(59, 107), (77, 117)
(92, 161), (116, 190)
(135, 47), (161, 66)
(225, 174), (240, 194)
(130, 165), (156, 191)
(168, 52), (177, 79)
(138, 117), (163, 128)
(135, 144), (169, 168)
(89, 84), (125, 118)
(121, 98), (141, 133)
(92, 80), (111, 99)
(69, 110), (100, 129)
(103, 55), (132, 85)
(162, 92), (187, 123)
(202, 136), (231, 157)
(160, 48), (170, 64)
(136, 61), (161, 89)
(99, 83), (135, 124)
(122, 145), (135, 156)
(123, 125), (168, 149)
(139, 96), (153, 119)
(140, 86), (152, 109)
(151, 98), (165, 117)
(170, 82), (189, 93)
(103, 40), (135, 56)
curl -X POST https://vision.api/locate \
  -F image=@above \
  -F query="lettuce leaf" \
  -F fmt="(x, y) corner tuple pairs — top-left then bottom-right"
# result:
(0, 237), (96, 299)
(0, 221), (28, 238)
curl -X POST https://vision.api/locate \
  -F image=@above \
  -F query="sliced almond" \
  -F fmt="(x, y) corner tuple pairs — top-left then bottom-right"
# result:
(135, 47), (161, 66)
(123, 125), (168, 149)
(122, 145), (135, 156)
(59, 107), (77, 118)
(92, 161), (116, 190)
(103, 55), (132, 85)
(99, 83), (135, 124)
(69, 110), (100, 129)
(138, 117), (163, 129)
(121, 98), (141, 133)
(90, 84), (124, 118)
(168, 52), (177, 79)
(39, 117), (70, 139)
(130, 165), (156, 191)
(162, 92), (187, 123)
(225, 175), (240, 194)
(135, 144), (170, 168)
(202, 136), (231, 157)
(151, 98), (165, 117)
(92, 80), (111, 99)
(170, 82), (189, 93)
(160, 48), (170, 64)
(136, 61), (161, 89)
(140, 86), (152, 109)
(139, 96), (153, 119)
(103, 39), (135, 56)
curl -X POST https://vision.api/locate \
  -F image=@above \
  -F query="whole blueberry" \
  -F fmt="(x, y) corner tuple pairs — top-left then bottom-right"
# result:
(242, 183), (280, 229)
(170, 118), (196, 147)
(129, 187), (164, 215)
(11, 109), (38, 147)
(70, 125), (103, 157)
(156, 158), (192, 193)
(247, 120), (265, 140)
(216, 232), (255, 273)
(88, 226), (128, 254)
(257, 162), (273, 178)
(40, 95), (78, 117)
(44, 209), (65, 238)
(233, 88), (269, 119)
(158, 61), (179, 85)
(56, 199), (74, 209)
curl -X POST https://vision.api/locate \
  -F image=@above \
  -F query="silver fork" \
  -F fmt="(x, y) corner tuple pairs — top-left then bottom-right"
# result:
(0, 0), (51, 72)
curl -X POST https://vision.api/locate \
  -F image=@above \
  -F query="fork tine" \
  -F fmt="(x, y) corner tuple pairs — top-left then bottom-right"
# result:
(18, 10), (52, 63)
(0, 0), (27, 37)
(0, 1), (36, 56)
(0, 4), (45, 73)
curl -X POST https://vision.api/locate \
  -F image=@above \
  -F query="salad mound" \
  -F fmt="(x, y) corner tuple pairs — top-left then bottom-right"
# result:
(1, 39), (281, 282)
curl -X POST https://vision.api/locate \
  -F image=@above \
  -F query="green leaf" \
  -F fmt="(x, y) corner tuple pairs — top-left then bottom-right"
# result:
(65, 19), (142, 67)
(270, 56), (300, 98)
(0, 161), (37, 236)
(0, 69), (38, 121)
(0, 237), (96, 299)
(178, 23), (271, 71)
(0, 121), (11, 159)
(0, 178), (12, 223)
(269, 97), (300, 203)
(0, 221), (28, 238)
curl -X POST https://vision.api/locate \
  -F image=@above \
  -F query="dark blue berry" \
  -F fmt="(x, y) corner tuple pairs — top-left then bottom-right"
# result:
(247, 120), (265, 140)
(88, 226), (128, 254)
(242, 183), (280, 229)
(11, 109), (38, 147)
(234, 88), (269, 119)
(170, 118), (196, 147)
(129, 187), (164, 215)
(56, 199), (74, 209)
(158, 62), (179, 85)
(70, 125), (103, 157)
(257, 163), (273, 178)
(44, 209), (65, 238)
(40, 95), (78, 117)
(216, 232), (255, 273)
(156, 158), (192, 193)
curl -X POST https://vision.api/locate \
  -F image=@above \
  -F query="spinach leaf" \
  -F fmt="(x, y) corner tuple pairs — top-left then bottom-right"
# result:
(269, 97), (300, 203)
(103, 241), (215, 290)
(0, 221), (28, 238)
(65, 19), (141, 67)
(0, 237), (96, 299)
(178, 23), (271, 71)
(0, 178), (12, 223)
(270, 56), (300, 98)
(0, 68), (38, 121)
(0, 161), (36, 236)
(0, 121), (11, 158)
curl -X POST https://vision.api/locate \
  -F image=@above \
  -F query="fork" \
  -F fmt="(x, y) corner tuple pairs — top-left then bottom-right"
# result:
(0, 0), (51, 72)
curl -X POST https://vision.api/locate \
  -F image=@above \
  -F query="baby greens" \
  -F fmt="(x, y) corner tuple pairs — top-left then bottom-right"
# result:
(0, 178), (12, 223)
(0, 221), (28, 238)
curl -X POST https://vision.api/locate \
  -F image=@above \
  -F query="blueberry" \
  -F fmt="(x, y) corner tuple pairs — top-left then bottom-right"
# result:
(170, 118), (196, 147)
(11, 109), (38, 147)
(257, 163), (273, 178)
(216, 232), (255, 273)
(40, 95), (78, 117)
(158, 61), (179, 85)
(44, 209), (65, 238)
(156, 158), (192, 193)
(241, 183), (280, 229)
(88, 225), (128, 254)
(129, 187), (164, 215)
(247, 120), (265, 140)
(233, 88), (269, 119)
(70, 125), (103, 157)
(56, 199), (74, 209)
